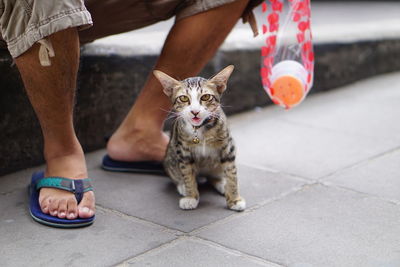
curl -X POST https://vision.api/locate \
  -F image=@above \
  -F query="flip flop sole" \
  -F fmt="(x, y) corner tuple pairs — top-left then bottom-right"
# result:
(29, 172), (95, 228)
(101, 164), (165, 174)
(29, 211), (94, 228)
(101, 155), (166, 175)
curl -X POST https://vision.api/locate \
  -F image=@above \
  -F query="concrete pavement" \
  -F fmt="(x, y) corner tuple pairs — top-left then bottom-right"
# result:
(1, 71), (400, 266)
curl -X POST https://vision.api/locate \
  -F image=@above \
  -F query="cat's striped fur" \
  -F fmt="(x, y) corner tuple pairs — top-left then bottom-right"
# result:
(154, 66), (245, 211)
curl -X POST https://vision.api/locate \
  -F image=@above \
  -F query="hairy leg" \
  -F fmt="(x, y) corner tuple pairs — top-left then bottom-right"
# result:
(107, 0), (250, 162)
(15, 28), (95, 219)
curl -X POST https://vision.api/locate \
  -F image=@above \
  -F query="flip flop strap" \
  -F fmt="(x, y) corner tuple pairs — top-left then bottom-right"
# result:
(36, 177), (93, 203)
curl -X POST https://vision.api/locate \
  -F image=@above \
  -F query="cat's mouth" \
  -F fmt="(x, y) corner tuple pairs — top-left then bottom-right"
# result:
(191, 116), (202, 125)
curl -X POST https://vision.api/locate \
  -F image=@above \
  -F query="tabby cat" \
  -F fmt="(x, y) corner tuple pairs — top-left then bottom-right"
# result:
(153, 66), (246, 211)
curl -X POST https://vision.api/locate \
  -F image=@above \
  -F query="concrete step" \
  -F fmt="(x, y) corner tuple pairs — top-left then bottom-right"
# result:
(1, 1), (400, 175)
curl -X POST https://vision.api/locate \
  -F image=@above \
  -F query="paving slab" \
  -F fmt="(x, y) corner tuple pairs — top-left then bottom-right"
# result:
(124, 237), (279, 267)
(267, 72), (400, 143)
(228, 72), (400, 179)
(91, 164), (304, 232)
(324, 148), (400, 203)
(0, 190), (177, 267)
(196, 184), (400, 267)
(0, 166), (42, 194)
(229, 113), (396, 180)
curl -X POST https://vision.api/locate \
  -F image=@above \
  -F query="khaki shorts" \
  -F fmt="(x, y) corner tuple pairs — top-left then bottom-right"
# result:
(0, 0), (261, 58)
(0, 0), (92, 58)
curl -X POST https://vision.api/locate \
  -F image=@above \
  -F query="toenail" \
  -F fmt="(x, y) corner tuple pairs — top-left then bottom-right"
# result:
(60, 212), (65, 217)
(51, 211), (58, 216)
(81, 207), (90, 213)
(68, 213), (75, 218)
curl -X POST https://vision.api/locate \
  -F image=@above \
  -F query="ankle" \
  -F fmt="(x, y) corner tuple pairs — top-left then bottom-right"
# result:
(44, 138), (84, 162)
(45, 152), (87, 178)
(43, 138), (87, 178)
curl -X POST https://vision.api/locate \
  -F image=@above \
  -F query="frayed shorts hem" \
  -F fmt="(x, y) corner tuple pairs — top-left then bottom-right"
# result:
(7, 8), (92, 58)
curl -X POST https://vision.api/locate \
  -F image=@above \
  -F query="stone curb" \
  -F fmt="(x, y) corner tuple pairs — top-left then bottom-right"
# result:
(1, 37), (400, 175)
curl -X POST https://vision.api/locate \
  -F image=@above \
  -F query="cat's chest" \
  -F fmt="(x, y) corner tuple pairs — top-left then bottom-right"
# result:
(191, 143), (219, 160)
(191, 143), (222, 172)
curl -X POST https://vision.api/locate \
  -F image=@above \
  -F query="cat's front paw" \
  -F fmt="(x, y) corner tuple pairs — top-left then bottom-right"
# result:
(228, 197), (246, 211)
(179, 197), (199, 210)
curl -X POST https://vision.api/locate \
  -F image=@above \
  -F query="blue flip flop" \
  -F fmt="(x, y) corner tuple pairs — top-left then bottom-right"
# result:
(29, 171), (95, 228)
(101, 155), (166, 175)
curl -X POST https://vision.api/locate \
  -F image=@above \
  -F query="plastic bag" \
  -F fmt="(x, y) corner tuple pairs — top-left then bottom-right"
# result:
(260, 0), (314, 109)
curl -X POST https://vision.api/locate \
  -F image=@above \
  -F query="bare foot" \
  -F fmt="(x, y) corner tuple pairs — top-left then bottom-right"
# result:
(39, 151), (95, 219)
(107, 129), (169, 162)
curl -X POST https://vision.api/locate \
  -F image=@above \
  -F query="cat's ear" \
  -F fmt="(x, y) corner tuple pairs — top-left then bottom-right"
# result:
(208, 65), (234, 94)
(153, 70), (181, 97)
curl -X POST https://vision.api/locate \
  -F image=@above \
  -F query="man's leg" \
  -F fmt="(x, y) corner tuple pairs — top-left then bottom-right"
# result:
(107, 0), (250, 161)
(15, 28), (95, 219)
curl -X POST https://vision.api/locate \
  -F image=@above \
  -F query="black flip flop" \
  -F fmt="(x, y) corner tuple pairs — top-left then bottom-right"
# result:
(101, 155), (166, 175)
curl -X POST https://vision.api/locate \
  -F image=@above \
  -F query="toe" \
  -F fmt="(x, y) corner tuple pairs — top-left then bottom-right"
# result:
(78, 191), (95, 218)
(39, 196), (50, 214)
(49, 198), (60, 217)
(58, 199), (67, 218)
(67, 198), (78, 219)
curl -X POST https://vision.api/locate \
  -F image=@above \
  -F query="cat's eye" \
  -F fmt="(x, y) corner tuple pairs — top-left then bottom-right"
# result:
(200, 94), (212, 101)
(178, 95), (189, 102)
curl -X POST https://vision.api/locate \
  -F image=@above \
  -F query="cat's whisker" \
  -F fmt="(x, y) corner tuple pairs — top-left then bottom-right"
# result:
(159, 107), (172, 113)
(171, 114), (185, 122)
(161, 109), (183, 118)
(165, 111), (176, 117)
(160, 108), (184, 119)
(209, 113), (221, 120)
(219, 104), (232, 109)
(168, 115), (184, 123)
(165, 116), (177, 122)
(164, 113), (184, 125)
(167, 111), (180, 117)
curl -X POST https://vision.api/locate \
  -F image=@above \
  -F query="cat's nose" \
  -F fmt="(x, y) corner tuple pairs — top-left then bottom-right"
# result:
(191, 110), (200, 116)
